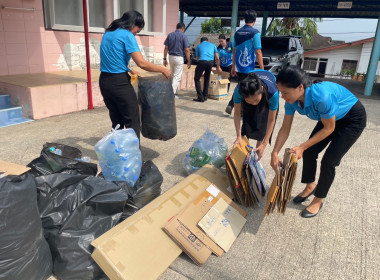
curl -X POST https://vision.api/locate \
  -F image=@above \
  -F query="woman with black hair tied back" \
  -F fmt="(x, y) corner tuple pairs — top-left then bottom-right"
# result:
(271, 65), (366, 218)
(99, 11), (171, 139)
(233, 70), (279, 160)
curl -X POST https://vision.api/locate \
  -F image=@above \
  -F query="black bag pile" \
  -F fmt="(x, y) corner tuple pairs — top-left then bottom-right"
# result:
(36, 173), (130, 280)
(0, 174), (53, 280)
(138, 75), (177, 140)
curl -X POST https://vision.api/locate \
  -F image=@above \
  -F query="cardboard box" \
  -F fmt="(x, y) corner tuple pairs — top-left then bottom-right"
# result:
(91, 165), (232, 280)
(163, 217), (212, 266)
(163, 184), (247, 265)
(198, 198), (247, 252)
(201, 70), (230, 99)
(0, 160), (30, 177)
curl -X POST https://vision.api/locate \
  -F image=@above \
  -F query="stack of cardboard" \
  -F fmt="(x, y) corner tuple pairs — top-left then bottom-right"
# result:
(225, 137), (268, 207)
(265, 148), (298, 215)
(163, 184), (247, 265)
(91, 165), (247, 279)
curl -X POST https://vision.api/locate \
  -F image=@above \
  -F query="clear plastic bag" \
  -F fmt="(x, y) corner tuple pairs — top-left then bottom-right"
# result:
(95, 126), (142, 187)
(183, 129), (229, 175)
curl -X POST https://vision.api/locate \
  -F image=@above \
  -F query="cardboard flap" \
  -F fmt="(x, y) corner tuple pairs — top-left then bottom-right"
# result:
(0, 160), (30, 176)
(218, 79), (230, 84)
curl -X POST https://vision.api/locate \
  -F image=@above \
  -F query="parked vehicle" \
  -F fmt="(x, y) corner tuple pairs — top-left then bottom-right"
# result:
(256, 36), (304, 75)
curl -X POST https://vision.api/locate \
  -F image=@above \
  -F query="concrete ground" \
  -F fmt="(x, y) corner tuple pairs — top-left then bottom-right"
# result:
(0, 79), (379, 280)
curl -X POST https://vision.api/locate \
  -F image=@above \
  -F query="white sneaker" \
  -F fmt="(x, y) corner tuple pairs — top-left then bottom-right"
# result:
(174, 95), (179, 99)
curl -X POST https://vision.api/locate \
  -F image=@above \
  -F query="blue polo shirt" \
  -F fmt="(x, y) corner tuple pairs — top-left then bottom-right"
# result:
(233, 25), (261, 73)
(100, 29), (140, 73)
(234, 70), (279, 111)
(196, 41), (217, 61)
(285, 81), (358, 121)
(217, 42), (233, 67)
(164, 29), (190, 56)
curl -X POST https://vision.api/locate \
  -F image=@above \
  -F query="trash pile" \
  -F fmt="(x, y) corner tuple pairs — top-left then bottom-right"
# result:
(0, 139), (163, 280)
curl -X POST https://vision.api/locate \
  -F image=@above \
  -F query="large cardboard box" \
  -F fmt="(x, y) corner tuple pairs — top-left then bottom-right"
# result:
(91, 165), (232, 280)
(163, 184), (247, 265)
(0, 160), (30, 176)
(201, 70), (230, 99)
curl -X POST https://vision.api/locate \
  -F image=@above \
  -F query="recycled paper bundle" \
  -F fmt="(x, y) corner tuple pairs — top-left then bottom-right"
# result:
(265, 148), (298, 215)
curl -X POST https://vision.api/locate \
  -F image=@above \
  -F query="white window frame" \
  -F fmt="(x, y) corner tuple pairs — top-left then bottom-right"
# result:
(44, 0), (166, 35)
(303, 57), (318, 73)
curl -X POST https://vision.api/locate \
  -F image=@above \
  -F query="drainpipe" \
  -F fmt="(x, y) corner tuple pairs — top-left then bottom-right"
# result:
(261, 11), (268, 37)
(83, 0), (93, 109)
(364, 15), (380, 96)
(230, 0), (239, 45)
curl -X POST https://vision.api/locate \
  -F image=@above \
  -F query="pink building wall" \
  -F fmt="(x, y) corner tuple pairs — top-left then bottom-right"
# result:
(0, 0), (179, 76)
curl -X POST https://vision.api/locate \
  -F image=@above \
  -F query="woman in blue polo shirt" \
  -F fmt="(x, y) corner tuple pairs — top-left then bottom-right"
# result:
(233, 70), (279, 160)
(217, 34), (233, 92)
(99, 11), (170, 139)
(271, 66), (366, 218)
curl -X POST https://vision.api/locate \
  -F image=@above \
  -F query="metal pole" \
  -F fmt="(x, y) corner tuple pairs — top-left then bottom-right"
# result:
(180, 11), (184, 23)
(82, 0), (93, 109)
(364, 15), (380, 96)
(230, 0), (239, 45)
(261, 11), (268, 37)
(185, 16), (196, 32)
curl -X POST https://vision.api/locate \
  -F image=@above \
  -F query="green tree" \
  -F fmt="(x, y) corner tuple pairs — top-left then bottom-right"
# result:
(201, 18), (229, 34)
(267, 18), (321, 45)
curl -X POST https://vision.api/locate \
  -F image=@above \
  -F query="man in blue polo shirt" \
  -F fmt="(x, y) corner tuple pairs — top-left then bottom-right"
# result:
(226, 10), (264, 114)
(193, 37), (222, 102)
(164, 23), (191, 98)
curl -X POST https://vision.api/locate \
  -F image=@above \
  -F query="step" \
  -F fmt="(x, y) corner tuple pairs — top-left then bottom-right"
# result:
(0, 106), (33, 128)
(0, 116), (33, 128)
(0, 94), (12, 109)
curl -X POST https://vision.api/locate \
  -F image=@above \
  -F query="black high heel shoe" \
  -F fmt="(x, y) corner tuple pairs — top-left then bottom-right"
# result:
(293, 189), (316, 204)
(300, 202), (323, 218)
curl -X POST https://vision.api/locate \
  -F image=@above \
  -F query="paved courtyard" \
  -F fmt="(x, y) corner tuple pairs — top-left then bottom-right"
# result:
(0, 80), (379, 280)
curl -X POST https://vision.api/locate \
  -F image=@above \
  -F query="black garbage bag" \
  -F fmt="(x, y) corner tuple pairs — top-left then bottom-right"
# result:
(27, 143), (98, 177)
(120, 160), (163, 221)
(138, 75), (177, 140)
(36, 174), (129, 280)
(0, 174), (53, 280)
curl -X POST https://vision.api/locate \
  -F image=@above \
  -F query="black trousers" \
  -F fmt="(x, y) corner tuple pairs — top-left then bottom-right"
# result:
(99, 72), (140, 139)
(301, 101), (366, 198)
(228, 72), (249, 107)
(221, 65), (232, 93)
(194, 60), (214, 100)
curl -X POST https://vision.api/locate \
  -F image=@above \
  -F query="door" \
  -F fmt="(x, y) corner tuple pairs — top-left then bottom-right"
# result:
(317, 58), (328, 77)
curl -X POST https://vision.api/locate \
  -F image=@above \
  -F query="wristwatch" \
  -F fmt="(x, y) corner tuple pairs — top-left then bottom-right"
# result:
(163, 58), (167, 60)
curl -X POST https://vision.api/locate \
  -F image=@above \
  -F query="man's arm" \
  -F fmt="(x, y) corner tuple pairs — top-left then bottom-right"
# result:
(256, 49), (264, 70)
(163, 46), (169, 67)
(231, 47), (236, 76)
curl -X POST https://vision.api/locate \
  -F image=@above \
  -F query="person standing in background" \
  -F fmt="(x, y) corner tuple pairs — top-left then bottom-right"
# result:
(99, 11), (171, 139)
(193, 37), (222, 102)
(217, 34), (233, 93)
(164, 23), (191, 99)
(226, 10), (264, 115)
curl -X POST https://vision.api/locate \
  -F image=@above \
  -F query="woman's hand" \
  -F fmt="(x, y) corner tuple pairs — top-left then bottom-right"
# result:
(233, 136), (243, 148)
(129, 69), (140, 76)
(231, 67), (236, 77)
(162, 67), (171, 79)
(289, 145), (305, 160)
(255, 143), (266, 161)
(271, 152), (282, 170)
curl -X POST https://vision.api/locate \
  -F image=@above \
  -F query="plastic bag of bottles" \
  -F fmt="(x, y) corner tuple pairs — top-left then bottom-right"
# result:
(183, 129), (229, 175)
(138, 75), (177, 141)
(95, 125), (142, 187)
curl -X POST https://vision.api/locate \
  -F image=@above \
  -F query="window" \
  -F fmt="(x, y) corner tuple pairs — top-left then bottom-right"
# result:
(43, 0), (166, 35)
(303, 57), (318, 71)
(341, 60), (358, 72)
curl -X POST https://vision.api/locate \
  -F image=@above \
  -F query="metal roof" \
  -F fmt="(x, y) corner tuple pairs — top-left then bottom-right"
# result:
(179, 0), (380, 19)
